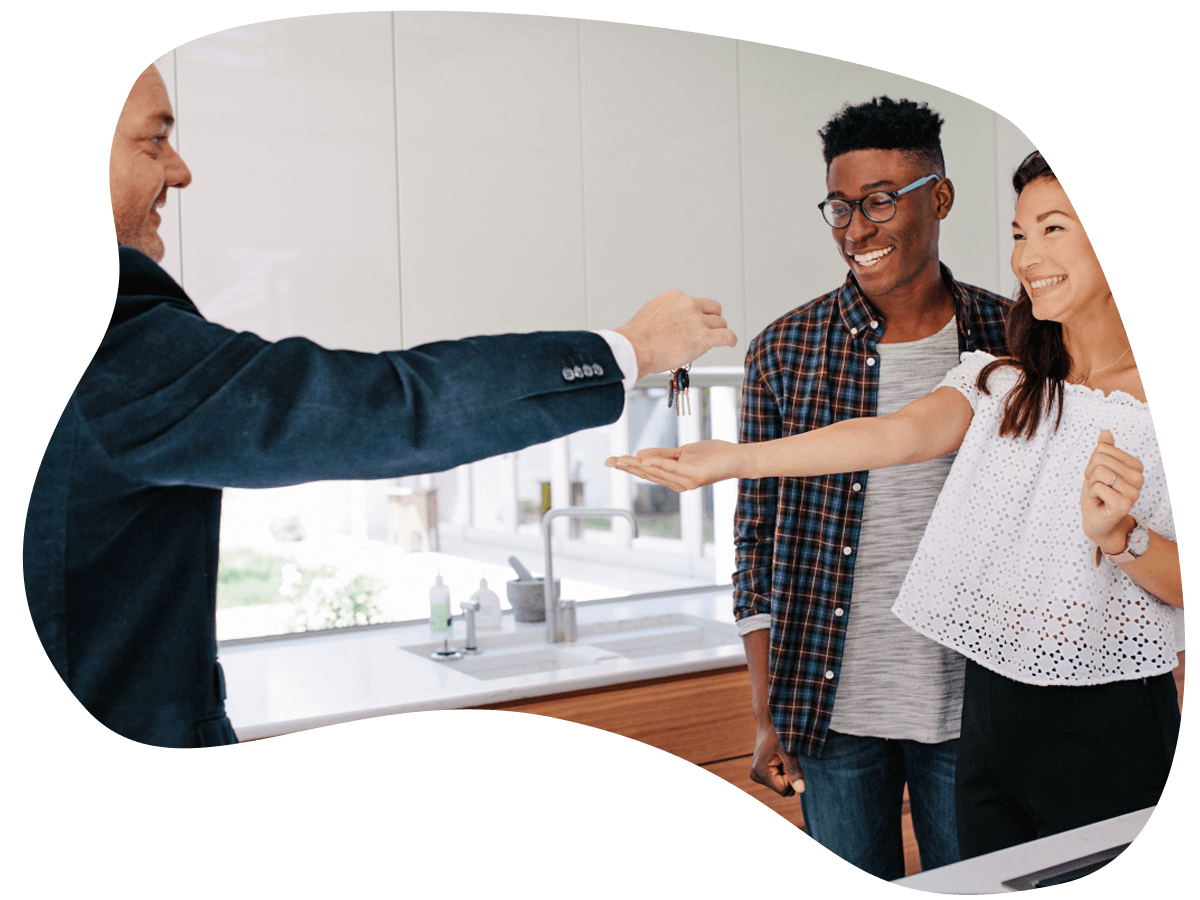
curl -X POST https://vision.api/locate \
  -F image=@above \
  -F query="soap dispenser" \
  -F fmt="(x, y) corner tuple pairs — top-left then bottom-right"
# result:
(429, 573), (452, 633)
(428, 573), (461, 661)
(470, 577), (502, 630)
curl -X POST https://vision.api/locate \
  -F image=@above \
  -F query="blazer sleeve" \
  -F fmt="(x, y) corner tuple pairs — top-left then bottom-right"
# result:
(73, 253), (626, 489)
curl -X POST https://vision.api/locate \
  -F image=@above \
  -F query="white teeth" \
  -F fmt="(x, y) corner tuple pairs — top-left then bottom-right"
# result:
(852, 246), (894, 267)
(1030, 274), (1067, 290)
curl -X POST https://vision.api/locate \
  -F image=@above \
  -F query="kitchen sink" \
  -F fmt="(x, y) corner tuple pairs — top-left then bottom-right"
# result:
(584, 622), (739, 659)
(435, 643), (620, 681)
(402, 612), (741, 680)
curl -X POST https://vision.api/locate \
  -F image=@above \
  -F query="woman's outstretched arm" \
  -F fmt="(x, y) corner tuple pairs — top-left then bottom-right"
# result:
(606, 384), (974, 492)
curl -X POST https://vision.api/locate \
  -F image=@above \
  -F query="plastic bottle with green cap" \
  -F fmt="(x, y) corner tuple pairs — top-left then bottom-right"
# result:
(429, 573), (451, 633)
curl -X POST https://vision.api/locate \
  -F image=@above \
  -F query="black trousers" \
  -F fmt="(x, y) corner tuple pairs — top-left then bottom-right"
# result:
(956, 658), (1180, 860)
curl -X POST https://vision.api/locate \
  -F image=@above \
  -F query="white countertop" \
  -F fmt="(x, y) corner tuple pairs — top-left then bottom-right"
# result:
(894, 807), (1153, 893)
(220, 586), (743, 740)
(219, 592), (1177, 894)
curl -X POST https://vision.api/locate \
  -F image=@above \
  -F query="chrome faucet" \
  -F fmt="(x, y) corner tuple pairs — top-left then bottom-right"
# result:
(459, 599), (480, 655)
(541, 507), (639, 643)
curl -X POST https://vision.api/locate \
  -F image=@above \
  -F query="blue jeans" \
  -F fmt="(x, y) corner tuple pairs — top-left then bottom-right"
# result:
(798, 731), (960, 881)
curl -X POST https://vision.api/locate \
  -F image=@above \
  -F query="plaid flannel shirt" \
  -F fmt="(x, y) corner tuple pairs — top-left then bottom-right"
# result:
(734, 264), (1010, 759)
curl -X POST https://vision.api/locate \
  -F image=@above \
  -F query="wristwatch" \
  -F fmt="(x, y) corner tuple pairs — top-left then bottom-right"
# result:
(1094, 520), (1150, 566)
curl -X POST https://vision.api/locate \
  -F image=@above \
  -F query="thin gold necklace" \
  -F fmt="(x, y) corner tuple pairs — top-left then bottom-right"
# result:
(1071, 345), (1131, 384)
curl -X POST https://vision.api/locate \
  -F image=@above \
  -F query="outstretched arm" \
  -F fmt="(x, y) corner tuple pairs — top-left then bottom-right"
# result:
(607, 384), (973, 491)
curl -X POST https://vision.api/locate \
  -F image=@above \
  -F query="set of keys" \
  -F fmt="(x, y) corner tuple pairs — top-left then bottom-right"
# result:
(667, 366), (691, 416)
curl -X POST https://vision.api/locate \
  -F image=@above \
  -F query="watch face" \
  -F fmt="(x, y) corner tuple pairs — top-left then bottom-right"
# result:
(1129, 524), (1151, 556)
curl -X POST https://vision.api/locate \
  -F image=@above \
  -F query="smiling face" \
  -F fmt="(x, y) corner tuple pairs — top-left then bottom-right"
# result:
(109, 65), (192, 262)
(824, 148), (952, 304)
(1010, 177), (1110, 324)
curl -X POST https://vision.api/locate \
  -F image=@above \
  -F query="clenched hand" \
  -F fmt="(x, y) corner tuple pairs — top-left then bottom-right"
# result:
(1081, 429), (1144, 554)
(615, 290), (736, 380)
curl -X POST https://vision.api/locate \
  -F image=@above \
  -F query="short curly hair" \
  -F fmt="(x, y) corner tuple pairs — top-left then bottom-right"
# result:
(819, 96), (945, 174)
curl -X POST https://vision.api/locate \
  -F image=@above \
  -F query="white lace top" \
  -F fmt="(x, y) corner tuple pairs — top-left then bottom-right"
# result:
(891, 351), (1183, 686)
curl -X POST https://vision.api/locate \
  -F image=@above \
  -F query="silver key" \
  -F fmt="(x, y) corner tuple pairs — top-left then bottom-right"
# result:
(675, 368), (690, 417)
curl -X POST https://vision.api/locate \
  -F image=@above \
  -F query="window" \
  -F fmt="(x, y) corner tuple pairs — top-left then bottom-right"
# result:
(215, 370), (742, 641)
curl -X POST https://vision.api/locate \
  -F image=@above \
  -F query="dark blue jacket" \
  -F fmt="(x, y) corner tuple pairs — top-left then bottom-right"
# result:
(23, 248), (625, 748)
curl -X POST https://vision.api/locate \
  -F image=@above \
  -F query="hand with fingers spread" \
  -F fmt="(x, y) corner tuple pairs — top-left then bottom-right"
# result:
(1081, 429), (1145, 554)
(605, 439), (750, 491)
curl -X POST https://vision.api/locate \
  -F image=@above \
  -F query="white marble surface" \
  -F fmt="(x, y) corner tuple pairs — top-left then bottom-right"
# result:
(894, 807), (1153, 893)
(220, 587), (742, 740)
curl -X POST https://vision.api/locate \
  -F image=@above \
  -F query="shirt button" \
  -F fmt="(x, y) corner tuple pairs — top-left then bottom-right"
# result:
(825, 670), (835, 679)
(843, 546), (853, 555)
(866, 357), (876, 367)
(850, 327), (858, 336)
(834, 608), (844, 617)
(870, 320), (879, 329)
(851, 482), (861, 492)
(562, 367), (575, 381)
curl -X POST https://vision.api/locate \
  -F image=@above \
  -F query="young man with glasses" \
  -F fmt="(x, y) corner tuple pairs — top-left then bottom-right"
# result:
(733, 97), (1010, 879)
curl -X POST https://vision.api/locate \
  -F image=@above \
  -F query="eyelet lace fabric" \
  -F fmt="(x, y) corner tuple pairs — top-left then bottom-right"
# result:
(891, 351), (1182, 685)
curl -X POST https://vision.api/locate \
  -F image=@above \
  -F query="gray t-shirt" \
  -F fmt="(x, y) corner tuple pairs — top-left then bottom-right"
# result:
(826, 317), (965, 743)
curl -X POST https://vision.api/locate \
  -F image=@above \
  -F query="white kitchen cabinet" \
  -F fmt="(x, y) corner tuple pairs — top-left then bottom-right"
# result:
(155, 13), (1033, 359)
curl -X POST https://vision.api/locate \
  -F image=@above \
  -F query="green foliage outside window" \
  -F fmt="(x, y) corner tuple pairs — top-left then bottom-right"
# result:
(217, 548), (383, 631)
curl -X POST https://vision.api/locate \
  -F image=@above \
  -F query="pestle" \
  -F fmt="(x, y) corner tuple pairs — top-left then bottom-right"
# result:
(508, 555), (535, 582)
(506, 556), (555, 622)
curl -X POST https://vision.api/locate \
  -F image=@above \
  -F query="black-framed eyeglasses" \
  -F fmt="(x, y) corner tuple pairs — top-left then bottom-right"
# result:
(818, 174), (941, 228)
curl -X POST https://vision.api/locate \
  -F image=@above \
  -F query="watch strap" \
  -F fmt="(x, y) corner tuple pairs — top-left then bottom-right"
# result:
(1094, 521), (1148, 566)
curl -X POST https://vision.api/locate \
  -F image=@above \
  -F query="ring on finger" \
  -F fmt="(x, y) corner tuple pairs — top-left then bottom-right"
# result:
(1108, 473), (1118, 487)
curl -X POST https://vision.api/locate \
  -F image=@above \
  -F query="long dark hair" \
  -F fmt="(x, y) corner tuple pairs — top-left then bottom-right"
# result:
(978, 151), (1071, 439)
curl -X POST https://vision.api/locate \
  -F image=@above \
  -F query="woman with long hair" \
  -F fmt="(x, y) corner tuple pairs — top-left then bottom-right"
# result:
(608, 151), (1182, 857)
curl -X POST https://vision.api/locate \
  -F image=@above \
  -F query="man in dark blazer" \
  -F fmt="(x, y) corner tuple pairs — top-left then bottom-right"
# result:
(22, 64), (735, 748)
